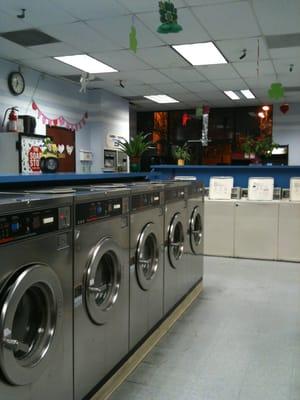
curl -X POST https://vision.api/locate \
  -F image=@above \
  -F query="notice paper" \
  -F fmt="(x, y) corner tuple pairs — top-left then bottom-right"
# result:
(248, 177), (274, 201)
(209, 176), (234, 200)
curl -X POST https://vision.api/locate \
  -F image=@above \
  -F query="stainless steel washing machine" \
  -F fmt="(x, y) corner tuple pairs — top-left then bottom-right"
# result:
(129, 184), (164, 350)
(0, 192), (73, 400)
(164, 182), (190, 314)
(186, 181), (204, 292)
(73, 187), (130, 400)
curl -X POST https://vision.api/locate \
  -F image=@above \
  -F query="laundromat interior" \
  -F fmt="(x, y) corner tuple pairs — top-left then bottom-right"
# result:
(0, 0), (300, 399)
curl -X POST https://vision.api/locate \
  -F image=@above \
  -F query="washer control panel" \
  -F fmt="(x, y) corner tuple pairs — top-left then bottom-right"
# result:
(0, 207), (71, 245)
(76, 197), (123, 225)
(131, 192), (162, 211)
(165, 187), (187, 203)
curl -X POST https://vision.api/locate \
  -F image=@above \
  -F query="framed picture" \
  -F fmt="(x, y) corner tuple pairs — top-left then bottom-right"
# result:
(19, 134), (47, 173)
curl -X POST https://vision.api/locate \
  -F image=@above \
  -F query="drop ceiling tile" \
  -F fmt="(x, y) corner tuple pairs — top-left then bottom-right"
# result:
(151, 82), (189, 94)
(180, 81), (217, 92)
(20, 57), (81, 75)
(174, 93), (203, 102)
(30, 42), (79, 57)
(136, 46), (188, 68)
(244, 75), (277, 89)
(90, 50), (150, 71)
(270, 47), (300, 60)
(1, 0), (76, 26)
(0, 37), (41, 61)
(216, 37), (269, 63)
(120, 69), (174, 84)
(42, 22), (120, 52)
(185, 0), (240, 5)
(87, 15), (164, 49)
(277, 73), (300, 87)
(233, 60), (275, 78)
(138, 8), (210, 45)
(192, 2), (260, 40)
(102, 86), (138, 97)
(117, 0), (185, 14)
(253, 0), (300, 35)
(0, 10), (30, 33)
(196, 64), (240, 80)
(50, 0), (128, 20)
(158, 67), (205, 82)
(128, 84), (159, 95)
(213, 78), (246, 91)
(273, 58), (300, 75)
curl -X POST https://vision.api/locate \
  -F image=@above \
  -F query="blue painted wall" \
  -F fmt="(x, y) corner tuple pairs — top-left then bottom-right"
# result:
(150, 165), (300, 188)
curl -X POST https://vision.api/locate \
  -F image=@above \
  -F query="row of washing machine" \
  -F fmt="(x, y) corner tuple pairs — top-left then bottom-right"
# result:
(0, 180), (204, 400)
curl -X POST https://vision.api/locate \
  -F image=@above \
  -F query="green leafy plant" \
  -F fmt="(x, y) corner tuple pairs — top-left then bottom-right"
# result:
(242, 135), (279, 159)
(117, 132), (152, 158)
(242, 137), (256, 155)
(173, 143), (191, 161)
(255, 136), (279, 159)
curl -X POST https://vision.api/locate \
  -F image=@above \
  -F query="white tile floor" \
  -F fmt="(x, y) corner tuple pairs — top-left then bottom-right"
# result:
(109, 256), (300, 400)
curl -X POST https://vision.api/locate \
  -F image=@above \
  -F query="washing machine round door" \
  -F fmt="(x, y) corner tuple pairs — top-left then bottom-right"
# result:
(136, 223), (160, 291)
(85, 237), (122, 325)
(0, 264), (63, 386)
(168, 212), (185, 268)
(189, 206), (203, 255)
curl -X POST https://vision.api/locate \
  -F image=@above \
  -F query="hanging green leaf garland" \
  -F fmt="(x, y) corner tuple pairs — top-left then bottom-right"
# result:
(268, 83), (285, 100)
(157, 1), (183, 34)
(129, 16), (138, 53)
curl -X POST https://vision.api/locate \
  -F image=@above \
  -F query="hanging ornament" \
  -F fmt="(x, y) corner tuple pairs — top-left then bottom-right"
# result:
(280, 103), (289, 114)
(195, 106), (203, 118)
(157, 1), (182, 34)
(268, 83), (285, 100)
(182, 113), (192, 127)
(129, 15), (138, 53)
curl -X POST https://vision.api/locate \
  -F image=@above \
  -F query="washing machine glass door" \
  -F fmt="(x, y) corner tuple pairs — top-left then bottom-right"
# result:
(85, 237), (122, 325)
(0, 264), (63, 386)
(136, 223), (159, 291)
(168, 212), (185, 268)
(189, 206), (203, 255)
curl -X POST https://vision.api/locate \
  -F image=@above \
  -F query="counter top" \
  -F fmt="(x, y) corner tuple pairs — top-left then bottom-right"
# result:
(0, 172), (148, 188)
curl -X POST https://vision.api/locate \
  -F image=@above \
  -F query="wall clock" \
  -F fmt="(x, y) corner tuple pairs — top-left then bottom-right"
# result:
(8, 71), (25, 95)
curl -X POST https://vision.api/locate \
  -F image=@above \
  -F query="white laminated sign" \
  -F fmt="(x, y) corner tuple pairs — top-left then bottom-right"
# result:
(290, 177), (300, 201)
(248, 177), (274, 201)
(209, 176), (234, 200)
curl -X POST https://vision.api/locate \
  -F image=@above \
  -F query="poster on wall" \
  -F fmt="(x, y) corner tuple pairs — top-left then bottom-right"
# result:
(19, 134), (46, 173)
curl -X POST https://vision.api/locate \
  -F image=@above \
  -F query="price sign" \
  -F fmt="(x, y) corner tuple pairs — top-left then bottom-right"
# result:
(28, 146), (42, 172)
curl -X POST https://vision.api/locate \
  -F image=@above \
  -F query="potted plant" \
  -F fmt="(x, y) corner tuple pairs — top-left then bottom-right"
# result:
(242, 137), (256, 159)
(117, 132), (151, 172)
(255, 135), (278, 162)
(173, 143), (191, 166)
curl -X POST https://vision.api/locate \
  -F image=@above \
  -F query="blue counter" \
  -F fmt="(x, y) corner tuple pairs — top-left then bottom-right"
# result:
(149, 165), (300, 188)
(0, 172), (148, 188)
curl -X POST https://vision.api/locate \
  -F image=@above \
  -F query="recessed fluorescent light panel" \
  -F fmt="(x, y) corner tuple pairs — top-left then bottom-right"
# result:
(240, 89), (256, 99)
(172, 42), (227, 66)
(224, 90), (240, 100)
(54, 55), (118, 73)
(144, 95), (179, 104)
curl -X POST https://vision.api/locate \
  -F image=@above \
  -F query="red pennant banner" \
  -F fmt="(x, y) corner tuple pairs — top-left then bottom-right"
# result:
(31, 101), (88, 131)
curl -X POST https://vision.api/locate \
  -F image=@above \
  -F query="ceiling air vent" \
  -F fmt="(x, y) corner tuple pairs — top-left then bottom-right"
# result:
(266, 33), (300, 49)
(0, 29), (60, 47)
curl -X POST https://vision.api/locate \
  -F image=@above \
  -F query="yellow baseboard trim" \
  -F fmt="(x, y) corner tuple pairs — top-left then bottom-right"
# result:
(91, 281), (203, 400)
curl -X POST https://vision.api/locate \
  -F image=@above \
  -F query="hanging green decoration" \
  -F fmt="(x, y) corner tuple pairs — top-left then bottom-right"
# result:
(157, 1), (183, 34)
(129, 16), (138, 53)
(268, 82), (284, 100)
